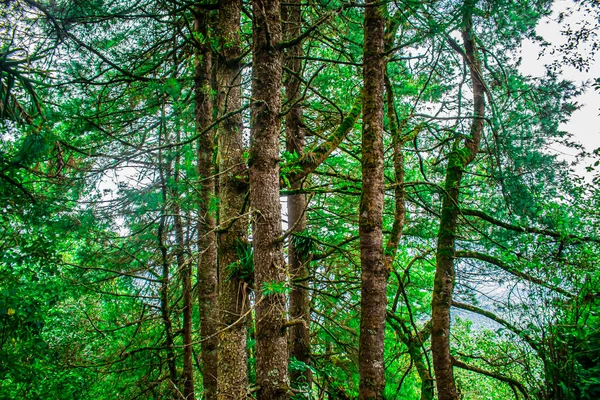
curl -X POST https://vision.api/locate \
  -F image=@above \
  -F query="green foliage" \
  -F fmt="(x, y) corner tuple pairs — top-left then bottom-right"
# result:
(290, 232), (316, 259)
(280, 150), (302, 187)
(226, 239), (254, 286)
(261, 281), (290, 296)
(549, 280), (600, 399)
(15, 132), (49, 165)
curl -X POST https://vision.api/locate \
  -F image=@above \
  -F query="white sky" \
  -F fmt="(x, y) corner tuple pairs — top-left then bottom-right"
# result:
(519, 0), (600, 176)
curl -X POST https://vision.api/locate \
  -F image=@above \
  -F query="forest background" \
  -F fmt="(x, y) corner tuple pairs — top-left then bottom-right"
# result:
(1, 0), (600, 399)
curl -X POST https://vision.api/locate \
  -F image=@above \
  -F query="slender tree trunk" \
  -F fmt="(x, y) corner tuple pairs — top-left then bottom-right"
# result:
(411, 340), (435, 400)
(168, 52), (195, 399)
(384, 73), (433, 398)
(250, 1), (289, 398)
(283, 0), (312, 390)
(384, 70), (434, 398)
(158, 132), (178, 394)
(388, 318), (434, 400)
(383, 74), (406, 269)
(431, 4), (484, 399)
(359, 2), (387, 399)
(158, 211), (178, 393)
(173, 200), (194, 400)
(214, 1), (250, 399)
(194, 7), (218, 400)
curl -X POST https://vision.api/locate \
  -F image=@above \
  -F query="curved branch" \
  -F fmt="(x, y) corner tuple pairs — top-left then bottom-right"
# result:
(284, 96), (362, 184)
(455, 250), (574, 298)
(460, 208), (600, 244)
(452, 357), (529, 399)
(451, 301), (539, 354)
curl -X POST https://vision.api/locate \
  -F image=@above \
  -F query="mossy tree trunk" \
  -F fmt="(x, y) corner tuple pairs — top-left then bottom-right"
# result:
(194, 6), (218, 400)
(157, 123), (179, 396)
(283, 0), (312, 391)
(214, 1), (251, 399)
(250, 1), (289, 399)
(358, 1), (387, 399)
(431, 3), (485, 399)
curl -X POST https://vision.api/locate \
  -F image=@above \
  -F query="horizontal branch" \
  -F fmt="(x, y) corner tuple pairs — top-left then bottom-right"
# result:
(451, 301), (539, 353)
(455, 250), (574, 298)
(461, 208), (600, 244)
(452, 357), (529, 399)
(284, 96), (362, 184)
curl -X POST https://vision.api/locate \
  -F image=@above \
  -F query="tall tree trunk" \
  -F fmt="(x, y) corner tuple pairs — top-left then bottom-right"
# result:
(283, 0), (312, 390)
(214, 1), (250, 399)
(383, 74), (406, 270)
(249, 1), (288, 398)
(168, 48), (195, 399)
(431, 4), (485, 399)
(194, 7), (218, 400)
(158, 127), (178, 395)
(158, 211), (178, 394)
(359, 2), (387, 399)
(173, 197), (194, 400)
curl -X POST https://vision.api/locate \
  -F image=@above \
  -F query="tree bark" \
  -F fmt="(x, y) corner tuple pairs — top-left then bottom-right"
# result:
(283, 0), (312, 391)
(194, 7), (218, 400)
(250, 1), (289, 398)
(214, 1), (250, 399)
(431, 4), (485, 399)
(358, 2), (387, 399)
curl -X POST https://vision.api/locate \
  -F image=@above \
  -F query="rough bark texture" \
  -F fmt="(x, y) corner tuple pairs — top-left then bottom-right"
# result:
(358, 2), (387, 399)
(250, 1), (289, 398)
(431, 161), (462, 400)
(214, 1), (250, 399)
(431, 4), (484, 400)
(283, 0), (312, 391)
(194, 7), (218, 400)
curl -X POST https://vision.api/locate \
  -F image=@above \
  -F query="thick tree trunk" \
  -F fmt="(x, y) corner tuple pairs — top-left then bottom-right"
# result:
(214, 1), (250, 399)
(358, 2), (387, 399)
(249, 1), (289, 398)
(431, 163), (462, 400)
(194, 7), (218, 400)
(283, 0), (312, 390)
(431, 5), (484, 400)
